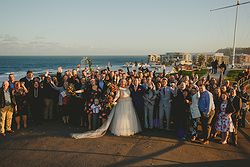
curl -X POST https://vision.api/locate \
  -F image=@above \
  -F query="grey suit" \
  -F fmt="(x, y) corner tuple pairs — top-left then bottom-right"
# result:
(143, 85), (156, 129)
(159, 86), (172, 129)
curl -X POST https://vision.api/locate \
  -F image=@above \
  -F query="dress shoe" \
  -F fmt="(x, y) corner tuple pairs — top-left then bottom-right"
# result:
(6, 130), (14, 134)
(191, 136), (196, 142)
(219, 141), (227, 145)
(199, 138), (204, 142)
(0, 133), (6, 137)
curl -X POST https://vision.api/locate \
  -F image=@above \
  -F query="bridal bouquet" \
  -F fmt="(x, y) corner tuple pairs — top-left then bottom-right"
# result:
(67, 85), (77, 97)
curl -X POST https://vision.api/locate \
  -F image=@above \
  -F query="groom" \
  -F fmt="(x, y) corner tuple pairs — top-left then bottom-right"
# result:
(130, 77), (145, 129)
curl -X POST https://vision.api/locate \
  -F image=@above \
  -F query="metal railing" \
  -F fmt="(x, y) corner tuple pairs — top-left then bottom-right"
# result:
(237, 76), (250, 88)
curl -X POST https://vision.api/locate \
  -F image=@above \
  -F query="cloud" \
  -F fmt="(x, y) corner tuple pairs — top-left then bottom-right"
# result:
(0, 34), (97, 55)
(0, 34), (19, 42)
(0, 34), (149, 55)
(34, 36), (46, 40)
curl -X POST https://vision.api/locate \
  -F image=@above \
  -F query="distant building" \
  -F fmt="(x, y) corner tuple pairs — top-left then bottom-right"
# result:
(191, 53), (229, 66)
(148, 54), (161, 64)
(213, 53), (229, 65)
(233, 53), (250, 65)
(161, 52), (192, 65)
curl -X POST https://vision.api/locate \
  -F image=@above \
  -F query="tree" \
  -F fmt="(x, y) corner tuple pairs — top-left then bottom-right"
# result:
(192, 55), (198, 65)
(206, 56), (214, 66)
(197, 54), (206, 67)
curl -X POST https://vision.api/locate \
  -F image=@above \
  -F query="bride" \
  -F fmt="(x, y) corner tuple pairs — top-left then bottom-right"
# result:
(72, 79), (141, 139)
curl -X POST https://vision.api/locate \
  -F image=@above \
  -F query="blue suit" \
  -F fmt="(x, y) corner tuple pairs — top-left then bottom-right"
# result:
(130, 84), (145, 128)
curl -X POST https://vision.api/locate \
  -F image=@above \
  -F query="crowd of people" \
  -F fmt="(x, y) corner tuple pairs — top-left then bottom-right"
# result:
(0, 64), (250, 145)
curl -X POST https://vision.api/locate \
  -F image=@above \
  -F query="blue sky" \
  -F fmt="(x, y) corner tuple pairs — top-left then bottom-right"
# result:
(0, 0), (250, 55)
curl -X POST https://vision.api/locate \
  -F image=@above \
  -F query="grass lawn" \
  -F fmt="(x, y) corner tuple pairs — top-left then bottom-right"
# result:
(172, 69), (208, 78)
(225, 69), (244, 82)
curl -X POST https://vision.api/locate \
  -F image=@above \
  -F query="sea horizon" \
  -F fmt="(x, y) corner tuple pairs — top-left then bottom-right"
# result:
(0, 55), (147, 57)
(0, 55), (147, 84)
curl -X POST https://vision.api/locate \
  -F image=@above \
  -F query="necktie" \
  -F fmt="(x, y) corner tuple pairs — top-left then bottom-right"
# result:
(34, 88), (38, 98)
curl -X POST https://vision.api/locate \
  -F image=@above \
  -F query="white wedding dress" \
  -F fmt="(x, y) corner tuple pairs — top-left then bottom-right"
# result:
(72, 87), (141, 139)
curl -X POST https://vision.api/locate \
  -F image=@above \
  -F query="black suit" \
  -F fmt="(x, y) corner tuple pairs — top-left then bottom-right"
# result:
(20, 77), (33, 91)
(226, 95), (242, 145)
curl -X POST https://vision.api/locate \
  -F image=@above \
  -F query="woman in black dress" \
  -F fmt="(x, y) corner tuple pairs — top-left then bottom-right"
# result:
(28, 81), (43, 125)
(13, 81), (28, 129)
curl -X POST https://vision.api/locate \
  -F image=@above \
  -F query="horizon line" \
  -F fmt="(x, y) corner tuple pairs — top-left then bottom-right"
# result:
(0, 52), (216, 57)
(0, 55), (147, 57)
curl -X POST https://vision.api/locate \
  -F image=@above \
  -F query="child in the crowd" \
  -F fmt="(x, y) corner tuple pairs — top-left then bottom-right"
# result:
(90, 98), (102, 130)
(86, 85), (101, 130)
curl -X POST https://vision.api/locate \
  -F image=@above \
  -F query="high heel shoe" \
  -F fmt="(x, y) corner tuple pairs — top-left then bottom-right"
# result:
(220, 141), (227, 144)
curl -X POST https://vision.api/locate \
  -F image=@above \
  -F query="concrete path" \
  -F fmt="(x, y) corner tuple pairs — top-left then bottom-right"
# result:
(0, 118), (250, 167)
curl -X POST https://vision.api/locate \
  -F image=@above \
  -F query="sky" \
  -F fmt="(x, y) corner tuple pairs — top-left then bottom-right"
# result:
(0, 0), (250, 55)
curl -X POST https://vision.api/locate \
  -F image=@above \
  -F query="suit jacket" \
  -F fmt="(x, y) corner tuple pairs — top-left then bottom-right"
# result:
(98, 79), (108, 95)
(20, 77), (33, 90)
(129, 84), (145, 107)
(56, 72), (64, 87)
(159, 86), (173, 106)
(226, 96), (242, 116)
(143, 87), (156, 106)
(0, 87), (16, 108)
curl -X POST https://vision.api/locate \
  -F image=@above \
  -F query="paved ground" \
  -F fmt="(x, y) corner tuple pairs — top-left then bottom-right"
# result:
(0, 114), (250, 167)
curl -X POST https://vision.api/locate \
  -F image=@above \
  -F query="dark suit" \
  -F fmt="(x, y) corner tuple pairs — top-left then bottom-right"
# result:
(56, 72), (64, 87)
(20, 77), (33, 91)
(226, 95), (242, 145)
(130, 84), (145, 128)
(97, 79), (108, 97)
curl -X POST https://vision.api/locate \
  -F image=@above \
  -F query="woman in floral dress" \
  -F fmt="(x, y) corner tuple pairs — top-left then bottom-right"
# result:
(215, 92), (234, 144)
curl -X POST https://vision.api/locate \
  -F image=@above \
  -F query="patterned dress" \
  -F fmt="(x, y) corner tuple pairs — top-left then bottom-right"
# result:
(215, 101), (234, 133)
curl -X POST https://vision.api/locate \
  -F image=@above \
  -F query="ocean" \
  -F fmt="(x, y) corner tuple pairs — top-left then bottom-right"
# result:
(0, 56), (147, 84)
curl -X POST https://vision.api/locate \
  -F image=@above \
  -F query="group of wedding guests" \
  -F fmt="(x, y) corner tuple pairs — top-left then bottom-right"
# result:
(0, 65), (249, 145)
